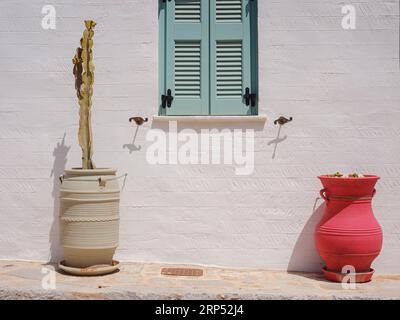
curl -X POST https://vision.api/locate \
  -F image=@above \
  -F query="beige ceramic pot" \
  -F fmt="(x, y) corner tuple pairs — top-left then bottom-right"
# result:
(60, 168), (120, 268)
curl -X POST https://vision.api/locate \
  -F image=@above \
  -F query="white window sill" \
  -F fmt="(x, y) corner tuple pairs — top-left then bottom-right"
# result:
(152, 115), (267, 124)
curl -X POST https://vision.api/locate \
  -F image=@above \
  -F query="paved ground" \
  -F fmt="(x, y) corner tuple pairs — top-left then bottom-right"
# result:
(0, 260), (399, 300)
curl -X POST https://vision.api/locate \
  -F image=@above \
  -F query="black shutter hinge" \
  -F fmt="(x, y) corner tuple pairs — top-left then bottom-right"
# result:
(243, 87), (256, 107)
(161, 89), (174, 108)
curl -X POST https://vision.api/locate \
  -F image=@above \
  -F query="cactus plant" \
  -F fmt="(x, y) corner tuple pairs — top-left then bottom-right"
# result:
(72, 20), (96, 169)
(60, 20), (121, 274)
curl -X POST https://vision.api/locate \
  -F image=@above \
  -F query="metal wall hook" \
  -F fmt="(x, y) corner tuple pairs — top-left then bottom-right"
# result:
(274, 116), (293, 126)
(129, 117), (148, 126)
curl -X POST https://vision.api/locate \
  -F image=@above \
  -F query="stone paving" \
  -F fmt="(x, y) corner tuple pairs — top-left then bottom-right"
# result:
(0, 260), (399, 300)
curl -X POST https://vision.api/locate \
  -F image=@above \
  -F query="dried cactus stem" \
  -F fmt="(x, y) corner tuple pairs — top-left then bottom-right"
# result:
(73, 20), (96, 170)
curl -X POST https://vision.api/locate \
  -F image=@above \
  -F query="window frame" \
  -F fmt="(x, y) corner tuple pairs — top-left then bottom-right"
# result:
(158, 0), (258, 116)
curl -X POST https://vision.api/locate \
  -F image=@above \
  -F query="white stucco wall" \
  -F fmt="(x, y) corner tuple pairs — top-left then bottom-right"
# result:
(0, 0), (399, 273)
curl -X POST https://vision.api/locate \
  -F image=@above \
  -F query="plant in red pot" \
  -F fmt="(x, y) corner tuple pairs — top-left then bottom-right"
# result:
(315, 173), (383, 283)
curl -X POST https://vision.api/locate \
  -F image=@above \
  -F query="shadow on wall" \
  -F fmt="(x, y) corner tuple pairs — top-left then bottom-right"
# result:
(287, 198), (325, 273)
(150, 120), (266, 132)
(49, 133), (70, 263)
(123, 125), (142, 153)
(267, 125), (287, 159)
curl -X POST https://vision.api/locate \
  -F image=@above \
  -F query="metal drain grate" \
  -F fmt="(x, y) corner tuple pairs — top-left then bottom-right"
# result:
(161, 267), (204, 277)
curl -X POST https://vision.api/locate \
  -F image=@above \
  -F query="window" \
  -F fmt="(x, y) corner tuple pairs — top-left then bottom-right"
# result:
(159, 0), (258, 116)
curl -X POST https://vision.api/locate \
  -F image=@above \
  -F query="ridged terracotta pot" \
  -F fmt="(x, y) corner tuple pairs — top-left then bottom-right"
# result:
(315, 175), (383, 283)
(60, 168), (120, 268)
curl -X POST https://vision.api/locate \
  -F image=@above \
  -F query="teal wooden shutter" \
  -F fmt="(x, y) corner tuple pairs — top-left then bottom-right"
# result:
(210, 0), (256, 115)
(164, 0), (210, 115)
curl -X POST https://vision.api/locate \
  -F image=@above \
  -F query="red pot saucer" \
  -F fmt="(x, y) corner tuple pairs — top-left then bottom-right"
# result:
(322, 267), (374, 283)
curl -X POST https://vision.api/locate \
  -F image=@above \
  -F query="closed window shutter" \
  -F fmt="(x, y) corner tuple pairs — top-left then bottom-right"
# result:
(210, 0), (255, 115)
(164, 0), (210, 115)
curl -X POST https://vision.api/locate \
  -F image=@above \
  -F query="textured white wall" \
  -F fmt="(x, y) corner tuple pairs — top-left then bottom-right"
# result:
(0, 0), (399, 273)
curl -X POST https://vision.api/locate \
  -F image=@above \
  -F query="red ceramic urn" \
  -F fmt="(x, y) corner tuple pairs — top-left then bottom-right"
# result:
(315, 175), (383, 283)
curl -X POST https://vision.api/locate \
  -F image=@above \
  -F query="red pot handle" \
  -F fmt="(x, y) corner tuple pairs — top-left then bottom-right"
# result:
(320, 188), (328, 202)
(319, 188), (376, 202)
